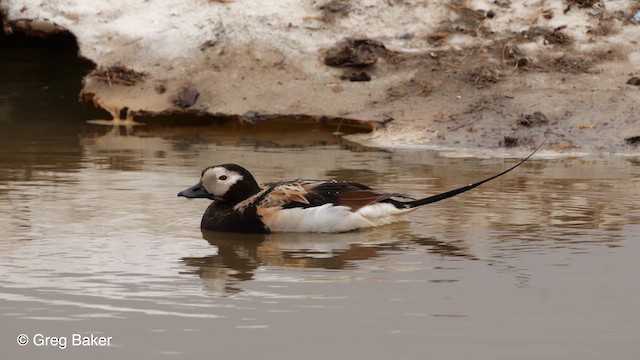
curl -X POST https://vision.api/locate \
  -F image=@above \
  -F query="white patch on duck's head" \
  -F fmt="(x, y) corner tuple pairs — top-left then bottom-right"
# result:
(200, 166), (244, 199)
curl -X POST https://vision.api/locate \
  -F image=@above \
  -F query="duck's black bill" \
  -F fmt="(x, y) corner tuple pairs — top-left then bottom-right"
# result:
(178, 183), (215, 199)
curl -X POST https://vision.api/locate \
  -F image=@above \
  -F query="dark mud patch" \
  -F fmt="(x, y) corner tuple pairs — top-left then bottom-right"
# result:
(466, 96), (508, 114)
(340, 71), (371, 82)
(90, 65), (147, 86)
(468, 65), (502, 88)
(318, 0), (351, 22)
(385, 78), (433, 101)
(385, 21), (618, 98)
(445, 1), (491, 37)
(544, 28), (573, 45)
(545, 55), (594, 74)
(324, 38), (388, 68)
(625, 135), (640, 146)
(564, 0), (602, 13)
(516, 112), (550, 128)
(500, 136), (519, 148)
(427, 33), (449, 46)
(500, 43), (528, 69)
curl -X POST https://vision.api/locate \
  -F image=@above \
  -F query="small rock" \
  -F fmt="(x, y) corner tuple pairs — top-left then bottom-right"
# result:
(90, 65), (146, 86)
(172, 87), (200, 108)
(427, 33), (449, 46)
(324, 39), (387, 68)
(319, 0), (350, 13)
(501, 136), (519, 147)
(564, 0), (601, 13)
(469, 65), (501, 87)
(516, 111), (549, 127)
(199, 40), (217, 51)
(633, 11), (640, 24)
(544, 29), (571, 45)
(625, 135), (640, 146)
(240, 111), (265, 124)
(154, 84), (166, 94)
(626, 77), (640, 86)
(381, 114), (394, 124)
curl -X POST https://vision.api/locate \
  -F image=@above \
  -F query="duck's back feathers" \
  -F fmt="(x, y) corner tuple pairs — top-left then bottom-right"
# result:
(257, 180), (413, 210)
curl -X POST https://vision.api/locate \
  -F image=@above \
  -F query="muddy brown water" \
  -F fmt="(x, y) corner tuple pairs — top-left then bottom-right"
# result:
(1, 42), (640, 360)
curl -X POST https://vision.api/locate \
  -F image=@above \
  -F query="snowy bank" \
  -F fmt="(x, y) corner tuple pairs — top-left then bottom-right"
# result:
(2, 0), (640, 153)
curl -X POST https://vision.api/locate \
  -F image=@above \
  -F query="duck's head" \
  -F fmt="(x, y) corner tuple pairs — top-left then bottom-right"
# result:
(178, 164), (261, 204)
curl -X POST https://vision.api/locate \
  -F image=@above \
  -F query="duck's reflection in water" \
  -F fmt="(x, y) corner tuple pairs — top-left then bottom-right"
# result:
(180, 223), (472, 292)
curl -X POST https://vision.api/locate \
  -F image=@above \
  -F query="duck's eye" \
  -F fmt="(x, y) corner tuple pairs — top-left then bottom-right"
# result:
(218, 175), (228, 181)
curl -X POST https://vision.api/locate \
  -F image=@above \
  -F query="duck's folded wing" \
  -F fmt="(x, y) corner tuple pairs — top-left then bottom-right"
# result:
(337, 189), (415, 211)
(264, 180), (414, 211)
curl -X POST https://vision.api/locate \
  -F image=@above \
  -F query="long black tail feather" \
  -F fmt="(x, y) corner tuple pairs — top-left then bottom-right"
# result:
(401, 138), (546, 209)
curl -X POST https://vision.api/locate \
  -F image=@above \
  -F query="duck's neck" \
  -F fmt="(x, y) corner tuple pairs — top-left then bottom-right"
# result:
(223, 178), (262, 205)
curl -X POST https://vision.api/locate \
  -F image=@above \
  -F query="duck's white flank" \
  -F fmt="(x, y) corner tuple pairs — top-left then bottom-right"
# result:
(355, 202), (416, 224)
(258, 203), (415, 233)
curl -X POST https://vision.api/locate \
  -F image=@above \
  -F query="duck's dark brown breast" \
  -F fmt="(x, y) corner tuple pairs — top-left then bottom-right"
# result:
(201, 202), (268, 233)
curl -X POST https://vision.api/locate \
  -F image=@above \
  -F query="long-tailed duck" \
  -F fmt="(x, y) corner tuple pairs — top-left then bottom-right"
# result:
(178, 145), (542, 233)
